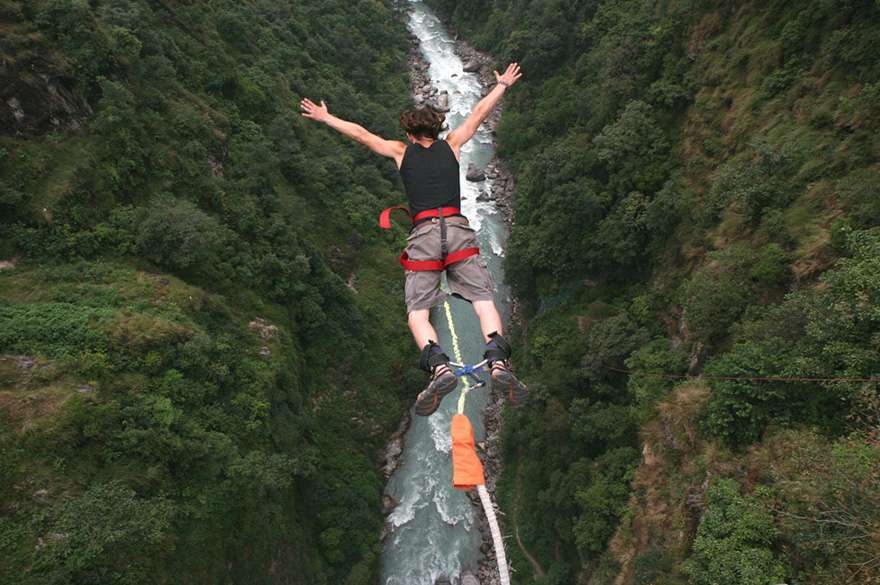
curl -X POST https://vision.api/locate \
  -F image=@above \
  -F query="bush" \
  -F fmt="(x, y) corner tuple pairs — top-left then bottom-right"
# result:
(750, 243), (789, 287)
(701, 338), (799, 445)
(684, 479), (786, 585)
(573, 447), (639, 558)
(770, 432), (880, 584)
(593, 100), (671, 195)
(626, 338), (688, 414)
(135, 196), (227, 272)
(680, 244), (754, 343)
(702, 142), (798, 225)
(29, 481), (174, 583)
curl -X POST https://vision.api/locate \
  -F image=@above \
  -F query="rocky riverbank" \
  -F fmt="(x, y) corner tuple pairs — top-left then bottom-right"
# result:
(448, 39), (517, 225)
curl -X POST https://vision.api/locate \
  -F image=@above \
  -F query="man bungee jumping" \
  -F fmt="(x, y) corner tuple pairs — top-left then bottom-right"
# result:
(300, 62), (527, 416)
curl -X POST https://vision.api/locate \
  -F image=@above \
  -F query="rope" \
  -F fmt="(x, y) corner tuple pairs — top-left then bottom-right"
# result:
(478, 484), (512, 585)
(601, 364), (880, 384)
(443, 299), (471, 414)
(442, 299), (511, 584)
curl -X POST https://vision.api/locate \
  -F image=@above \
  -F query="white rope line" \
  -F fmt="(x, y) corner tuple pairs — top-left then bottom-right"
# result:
(478, 484), (512, 585)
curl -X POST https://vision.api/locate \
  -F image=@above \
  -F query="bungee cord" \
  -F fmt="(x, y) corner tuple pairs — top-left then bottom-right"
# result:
(441, 298), (512, 585)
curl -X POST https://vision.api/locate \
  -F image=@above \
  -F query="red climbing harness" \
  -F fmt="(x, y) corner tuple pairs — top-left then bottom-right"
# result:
(379, 205), (480, 271)
(379, 205), (462, 229)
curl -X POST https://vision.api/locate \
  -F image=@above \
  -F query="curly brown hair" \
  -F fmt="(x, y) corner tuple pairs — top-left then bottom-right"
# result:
(399, 105), (447, 139)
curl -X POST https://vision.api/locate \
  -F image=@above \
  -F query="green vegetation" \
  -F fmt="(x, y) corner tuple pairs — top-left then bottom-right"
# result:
(683, 480), (785, 585)
(1, 1), (419, 583)
(428, 0), (880, 583)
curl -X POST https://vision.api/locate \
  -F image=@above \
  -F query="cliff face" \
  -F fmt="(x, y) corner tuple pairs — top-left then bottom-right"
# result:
(0, 2), (417, 584)
(0, 43), (92, 135)
(426, 1), (880, 584)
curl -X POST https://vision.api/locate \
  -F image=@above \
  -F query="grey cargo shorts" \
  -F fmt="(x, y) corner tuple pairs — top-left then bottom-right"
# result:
(404, 216), (495, 312)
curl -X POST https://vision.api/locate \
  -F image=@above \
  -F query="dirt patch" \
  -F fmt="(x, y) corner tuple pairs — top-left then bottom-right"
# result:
(0, 257), (19, 271)
(0, 383), (76, 435)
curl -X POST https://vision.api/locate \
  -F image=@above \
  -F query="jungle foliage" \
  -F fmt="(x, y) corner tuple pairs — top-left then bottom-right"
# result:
(0, 1), (419, 584)
(428, 0), (880, 583)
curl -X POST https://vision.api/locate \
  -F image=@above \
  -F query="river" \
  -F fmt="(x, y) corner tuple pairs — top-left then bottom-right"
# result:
(380, 2), (512, 584)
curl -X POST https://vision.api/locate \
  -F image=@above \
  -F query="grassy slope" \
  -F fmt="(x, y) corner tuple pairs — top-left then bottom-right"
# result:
(0, 1), (420, 584)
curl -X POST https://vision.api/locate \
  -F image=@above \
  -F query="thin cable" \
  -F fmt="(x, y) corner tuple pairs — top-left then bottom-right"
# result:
(601, 364), (880, 384)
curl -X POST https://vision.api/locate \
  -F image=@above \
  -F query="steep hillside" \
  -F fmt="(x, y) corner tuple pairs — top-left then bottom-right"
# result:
(0, 1), (419, 584)
(426, 1), (880, 583)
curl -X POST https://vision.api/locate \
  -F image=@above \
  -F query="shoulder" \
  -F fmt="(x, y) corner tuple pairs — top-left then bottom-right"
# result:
(441, 138), (461, 163)
(394, 142), (410, 170)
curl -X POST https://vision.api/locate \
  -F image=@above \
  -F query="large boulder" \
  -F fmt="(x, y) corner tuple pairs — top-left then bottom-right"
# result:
(435, 90), (449, 112)
(463, 60), (481, 73)
(466, 164), (486, 182)
(461, 572), (480, 585)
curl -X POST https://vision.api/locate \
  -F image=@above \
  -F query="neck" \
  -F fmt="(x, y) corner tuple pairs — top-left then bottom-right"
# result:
(413, 137), (434, 147)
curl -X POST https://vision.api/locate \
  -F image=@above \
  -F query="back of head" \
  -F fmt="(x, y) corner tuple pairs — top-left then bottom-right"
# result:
(399, 105), (447, 140)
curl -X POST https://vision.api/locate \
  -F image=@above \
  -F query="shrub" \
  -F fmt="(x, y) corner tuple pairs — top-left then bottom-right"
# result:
(626, 338), (688, 414)
(581, 313), (650, 382)
(702, 142), (798, 224)
(29, 481), (173, 582)
(770, 432), (880, 583)
(701, 338), (800, 445)
(680, 244), (754, 343)
(573, 447), (639, 558)
(750, 243), (789, 287)
(593, 100), (671, 194)
(684, 479), (786, 585)
(135, 196), (226, 272)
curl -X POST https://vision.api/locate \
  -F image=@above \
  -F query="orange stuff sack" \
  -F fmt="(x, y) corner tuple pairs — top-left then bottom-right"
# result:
(451, 414), (485, 490)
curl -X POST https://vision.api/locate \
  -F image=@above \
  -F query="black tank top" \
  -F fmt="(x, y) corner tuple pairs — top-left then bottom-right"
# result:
(398, 139), (461, 216)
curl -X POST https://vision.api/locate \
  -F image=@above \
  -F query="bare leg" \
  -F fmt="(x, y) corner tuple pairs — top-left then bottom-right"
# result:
(408, 309), (439, 349)
(472, 300), (503, 342)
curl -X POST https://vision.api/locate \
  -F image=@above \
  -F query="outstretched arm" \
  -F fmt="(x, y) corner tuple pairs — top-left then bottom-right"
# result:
(446, 63), (522, 150)
(299, 98), (405, 159)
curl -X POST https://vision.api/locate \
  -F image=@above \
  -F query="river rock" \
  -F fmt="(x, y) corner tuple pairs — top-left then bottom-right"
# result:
(380, 518), (393, 542)
(436, 90), (449, 112)
(466, 164), (486, 182)
(14, 355), (35, 369)
(381, 494), (399, 515)
(383, 434), (403, 478)
(463, 60), (481, 73)
(461, 572), (480, 585)
(248, 318), (278, 340)
(476, 191), (491, 202)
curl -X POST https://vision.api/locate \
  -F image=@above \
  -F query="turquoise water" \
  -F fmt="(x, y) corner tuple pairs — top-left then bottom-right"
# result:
(379, 2), (511, 584)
